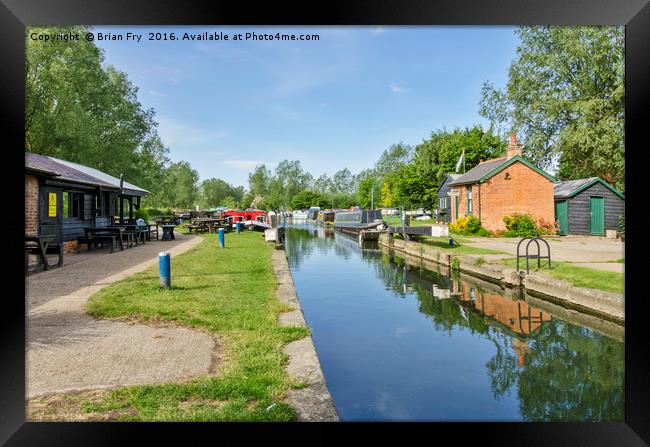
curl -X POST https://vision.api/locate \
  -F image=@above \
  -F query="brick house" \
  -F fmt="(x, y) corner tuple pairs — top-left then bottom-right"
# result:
(448, 134), (555, 232)
(25, 152), (149, 252)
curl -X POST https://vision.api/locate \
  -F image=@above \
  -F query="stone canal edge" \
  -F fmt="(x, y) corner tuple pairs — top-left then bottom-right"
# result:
(379, 233), (624, 325)
(271, 248), (340, 422)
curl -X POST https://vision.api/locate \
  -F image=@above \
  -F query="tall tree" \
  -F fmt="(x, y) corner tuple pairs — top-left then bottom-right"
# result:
(165, 161), (199, 209)
(479, 26), (624, 189)
(330, 168), (356, 195)
(248, 164), (271, 198)
(201, 178), (234, 207)
(313, 174), (332, 193)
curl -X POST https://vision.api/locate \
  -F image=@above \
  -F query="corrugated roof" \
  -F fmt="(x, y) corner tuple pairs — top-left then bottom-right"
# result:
(25, 152), (149, 195)
(54, 158), (149, 194)
(449, 157), (508, 186)
(554, 177), (624, 200)
(553, 178), (597, 198)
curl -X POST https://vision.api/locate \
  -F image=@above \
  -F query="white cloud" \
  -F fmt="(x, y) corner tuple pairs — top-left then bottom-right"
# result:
(370, 27), (385, 36)
(157, 117), (228, 148)
(148, 90), (164, 97)
(220, 160), (276, 170)
(389, 83), (413, 93)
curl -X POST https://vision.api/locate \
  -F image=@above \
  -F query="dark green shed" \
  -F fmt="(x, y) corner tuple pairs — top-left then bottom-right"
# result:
(553, 177), (624, 236)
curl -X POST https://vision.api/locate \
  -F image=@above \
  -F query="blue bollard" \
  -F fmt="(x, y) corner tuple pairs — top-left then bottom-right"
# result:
(218, 228), (225, 248)
(159, 251), (171, 288)
(449, 238), (454, 247)
(236, 222), (241, 234)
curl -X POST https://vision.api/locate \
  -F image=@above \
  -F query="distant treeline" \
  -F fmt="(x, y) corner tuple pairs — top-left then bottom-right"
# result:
(26, 26), (623, 212)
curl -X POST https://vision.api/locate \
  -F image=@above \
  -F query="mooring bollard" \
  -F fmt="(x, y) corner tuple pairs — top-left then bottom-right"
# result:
(218, 228), (225, 248)
(159, 251), (171, 288)
(235, 222), (241, 234)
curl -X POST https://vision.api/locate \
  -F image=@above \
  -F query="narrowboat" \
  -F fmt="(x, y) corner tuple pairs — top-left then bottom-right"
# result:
(291, 209), (308, 220)
(316, 210), (337, 226)
(306, 206), (321, 223)
(222, 209), (268, 224)
(334, 209), (384, 234)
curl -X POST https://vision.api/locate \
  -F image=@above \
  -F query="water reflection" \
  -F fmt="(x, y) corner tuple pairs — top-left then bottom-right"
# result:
(285, 225), (624, 421)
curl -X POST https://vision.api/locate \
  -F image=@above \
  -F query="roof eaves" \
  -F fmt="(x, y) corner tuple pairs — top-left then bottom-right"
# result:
(478, 156), (555, 184)
(561, 177), (625, 200)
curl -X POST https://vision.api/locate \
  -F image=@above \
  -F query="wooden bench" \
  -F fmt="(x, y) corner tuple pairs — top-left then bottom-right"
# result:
(186, 224), (201, 233)
(25, 235), (63, 272)
(77, 234), (121, 253)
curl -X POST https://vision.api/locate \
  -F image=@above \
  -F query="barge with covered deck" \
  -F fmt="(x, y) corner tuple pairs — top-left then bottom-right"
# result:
(333, 209), (384, 235)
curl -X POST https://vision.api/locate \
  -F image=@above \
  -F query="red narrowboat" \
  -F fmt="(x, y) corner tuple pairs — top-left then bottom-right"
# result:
(221, 209), (268, 224)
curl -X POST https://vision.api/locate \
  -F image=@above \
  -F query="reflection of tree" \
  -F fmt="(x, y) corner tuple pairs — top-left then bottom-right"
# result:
(514, 322), (624, 421)
(374, 253), (624, 421)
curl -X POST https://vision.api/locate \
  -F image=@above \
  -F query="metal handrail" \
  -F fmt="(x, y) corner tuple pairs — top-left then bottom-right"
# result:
(516, 237), (551, 274)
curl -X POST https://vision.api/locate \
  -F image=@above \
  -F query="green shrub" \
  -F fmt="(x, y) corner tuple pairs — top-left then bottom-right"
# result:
(451, 257), (460, 270)
(476, 227), (491, 237)
(135, 208), (149, 222)
(502, 213), (542, 237)
(450, 215), (486, 236)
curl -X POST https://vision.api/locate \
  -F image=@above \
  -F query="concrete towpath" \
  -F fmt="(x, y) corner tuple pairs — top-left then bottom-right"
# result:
(26, 233), (217, 399)
(459, 234), (624, 273)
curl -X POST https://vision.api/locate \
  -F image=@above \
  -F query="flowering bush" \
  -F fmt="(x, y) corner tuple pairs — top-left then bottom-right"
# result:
(537, 218), (558, 236)
(450, 215), (485, 236)
(502, 213), (549, 237)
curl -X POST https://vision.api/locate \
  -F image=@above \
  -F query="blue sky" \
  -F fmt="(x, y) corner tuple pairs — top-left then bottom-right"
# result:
(93, 26), (519, 188)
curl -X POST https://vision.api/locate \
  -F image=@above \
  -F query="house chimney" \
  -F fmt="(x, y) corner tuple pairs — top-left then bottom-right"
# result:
(507, 132), (523, 159)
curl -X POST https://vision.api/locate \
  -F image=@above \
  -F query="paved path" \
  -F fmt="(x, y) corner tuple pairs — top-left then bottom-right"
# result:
(26, 234), (217, 399)
(461, 235), (624, 271)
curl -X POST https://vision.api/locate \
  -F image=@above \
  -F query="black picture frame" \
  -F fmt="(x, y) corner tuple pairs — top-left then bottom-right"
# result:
(3, 0), (648, 444)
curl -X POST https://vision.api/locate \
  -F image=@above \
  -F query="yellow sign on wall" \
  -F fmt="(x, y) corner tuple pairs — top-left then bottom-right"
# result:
(48, 193), (57, 217)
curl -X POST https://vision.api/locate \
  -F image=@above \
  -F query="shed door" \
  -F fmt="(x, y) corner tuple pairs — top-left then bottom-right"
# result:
(39, 186), (64, 245)
(589, 197), (605, 235)
(454, 196), (459, 220)
(555, 200), (568, 236)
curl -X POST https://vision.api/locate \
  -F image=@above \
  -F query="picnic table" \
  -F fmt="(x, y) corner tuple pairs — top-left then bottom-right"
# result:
(108, 225), (150, 246)
(147, 222), (159, 240)
(78, 227), (125, 253)
(25, 234), (63, 272)
(161, 224), (176, 241)
(187, 218), (223, 233)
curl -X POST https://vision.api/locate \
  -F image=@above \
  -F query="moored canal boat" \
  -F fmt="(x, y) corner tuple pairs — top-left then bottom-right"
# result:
(306, 206), (321, 223)
(334, 209), (384, 234)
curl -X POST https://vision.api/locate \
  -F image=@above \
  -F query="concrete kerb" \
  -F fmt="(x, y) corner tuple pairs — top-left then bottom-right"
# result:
(26, 235), (220, 400)
(270, 249), (339, 422)
(378, 233), (624, 323)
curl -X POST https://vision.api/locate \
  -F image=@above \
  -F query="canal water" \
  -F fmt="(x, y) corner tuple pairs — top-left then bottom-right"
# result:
(284, 224), (624, 422)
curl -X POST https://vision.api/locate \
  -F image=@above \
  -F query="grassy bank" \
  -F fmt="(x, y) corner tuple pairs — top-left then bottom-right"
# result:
(390, 234), (506, 256)
(500, 258), (624, 294)
(33, 232), (309, 421)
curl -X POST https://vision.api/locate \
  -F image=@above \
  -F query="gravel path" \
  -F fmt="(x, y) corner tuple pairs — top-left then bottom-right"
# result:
(26, 234), (218, 399)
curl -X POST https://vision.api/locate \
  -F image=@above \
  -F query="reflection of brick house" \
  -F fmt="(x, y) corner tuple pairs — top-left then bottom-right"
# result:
(456, 280), (552, 367)
(449, 133), (555, 232)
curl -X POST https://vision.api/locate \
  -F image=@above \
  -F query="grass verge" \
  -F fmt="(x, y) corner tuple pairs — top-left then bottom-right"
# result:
(30, 231), (309, 421)
(500, 258), (624, 294)
(392, 235), (507, 255)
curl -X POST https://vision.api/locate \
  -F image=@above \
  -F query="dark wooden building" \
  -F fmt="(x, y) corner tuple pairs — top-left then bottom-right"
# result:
(25, 152), (149, 251)
(436, 174), (461, 222)
(553, 177), (624, 236)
